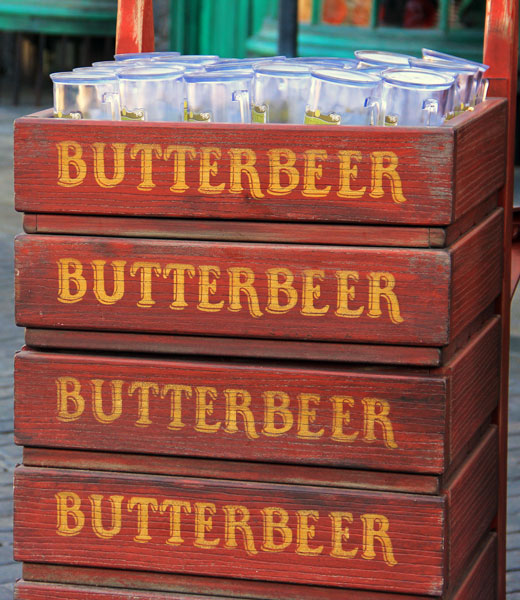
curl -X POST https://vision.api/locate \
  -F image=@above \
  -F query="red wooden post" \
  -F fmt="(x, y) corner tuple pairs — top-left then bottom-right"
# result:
(483, 1), (519, 596)
(115, 0), (155, 55)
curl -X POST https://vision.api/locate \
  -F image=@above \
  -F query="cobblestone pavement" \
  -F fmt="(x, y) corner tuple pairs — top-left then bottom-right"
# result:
(0, 104), (518, 598)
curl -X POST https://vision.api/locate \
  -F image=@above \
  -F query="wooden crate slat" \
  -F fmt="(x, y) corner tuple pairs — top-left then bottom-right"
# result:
(14, 211), (502, 348)
(15, 318), (500, 475)
(17, 532), (497, 600)
(13, 100), (506, 227)
(13, 428), (497, 596)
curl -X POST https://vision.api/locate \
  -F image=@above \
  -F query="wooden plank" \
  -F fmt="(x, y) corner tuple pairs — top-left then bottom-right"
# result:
(446, 427), (498, 587)
(22, 213), (444, 248)
(451, 533), (496, 599)
(14, 212), (502, 347)
(22, 448), (441, 495)
(13, 465), (447, 595)
(13, 99), (506, 226)
(438, 316), (500, 464)
(449, 209), (503, 339)
(13, 429), (496, 596)
(16, 582), (237, 600)
(16, 568), (431, 600)
(452, 100), (506, 221)
(24, 328), (443, 367)
(20, 194), (498, 250)
(18, 533), (496, 600)
(15, 318), (500, 474)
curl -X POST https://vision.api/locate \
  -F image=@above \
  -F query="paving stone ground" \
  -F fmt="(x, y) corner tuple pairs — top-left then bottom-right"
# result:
(0, 103), (518, 598)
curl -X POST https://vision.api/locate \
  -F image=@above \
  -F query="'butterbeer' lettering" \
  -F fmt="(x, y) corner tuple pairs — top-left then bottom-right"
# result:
(56, 258), (405, 324)
(54, 491), (398, 566)
(56, 142), (408, 205)
(54, 376), (399, 450)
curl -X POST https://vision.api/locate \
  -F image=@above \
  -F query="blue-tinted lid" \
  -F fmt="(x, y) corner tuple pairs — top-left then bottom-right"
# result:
(117, 65), (185, 80)
(383, 68), (455, 89)
(291, 56), (358, 67)
(355, 50), (415, 66)
(409, 57), (478, 74)
(73, 67), (119, 75)
(152, 60), (201, 73)
(50, 71), (118, 84)
(92, 60), (129, 69)
(114, 51), (180, 61)
(184, 69), (253, 83)
(205, 60), (256, 72)
(169, 55), (220, 65)
(253, 61), (311, 76)
(421, 48), (489, 72)
(312, 67), (381, 85)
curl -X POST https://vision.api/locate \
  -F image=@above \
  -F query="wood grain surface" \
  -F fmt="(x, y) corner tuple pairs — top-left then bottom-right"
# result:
(18, 532), (497, 600)
(14, 99), (506, 226)
(22, 447), (441, 495)
(13, 531), (497, 600)
(23, 328), (445, 367)
(13, 429), (496, 596)
(14, 318), (500, 474)
(14, 211), (502, 347)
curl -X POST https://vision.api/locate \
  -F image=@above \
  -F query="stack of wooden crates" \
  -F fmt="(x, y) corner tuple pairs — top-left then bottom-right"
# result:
(12, 98), (506, 599)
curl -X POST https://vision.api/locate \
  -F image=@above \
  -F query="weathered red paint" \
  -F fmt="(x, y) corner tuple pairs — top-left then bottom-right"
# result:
(12, 534), (498, 598)
(14, 211), (502, 348)
(13, 100), (505, 226)
(14, 318), (500, 474)
(13, 428), (497, 596)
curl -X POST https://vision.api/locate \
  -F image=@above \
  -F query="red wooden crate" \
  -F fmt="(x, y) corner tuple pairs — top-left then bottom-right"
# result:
(12, 533), (498, 599)
(14, 100), (505, 228)
(14, 427), (497, 597)
(14, 210), (502, 353)
(14, 317), (499, 475)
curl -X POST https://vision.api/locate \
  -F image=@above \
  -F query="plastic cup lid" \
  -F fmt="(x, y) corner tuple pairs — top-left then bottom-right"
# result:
(115, 52), (180, 61)
(421, 48), (489, 71)
(253, 61), (311, 76)
(383, 68), (455, 88)
(73, 67), (119, 75)
(312, 67), (381, 85)
(116, 66), (185, 80)
(167, 55), (220, 65)
(355, 50), (414, 66)
(50, 71), (118, 83)
(152, 60), (201, 72)
(92, 60), (130, 70)
(205, 61), (256, 72)
(409, 58), (478, 74)
(184, 69), (253, 83)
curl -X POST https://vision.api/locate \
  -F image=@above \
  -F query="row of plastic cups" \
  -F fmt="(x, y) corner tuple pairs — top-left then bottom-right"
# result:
(50, 49), (489, 126)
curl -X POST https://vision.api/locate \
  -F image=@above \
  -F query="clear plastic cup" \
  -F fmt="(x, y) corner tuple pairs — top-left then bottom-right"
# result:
(305, 68), (381, 125)
(117, 65), (185, 121)
(380, 68), (455, 127)
(355, 50), (416, 69)
(409, 57), (479, 112)
(185, 69), (253, 123)
(421, 48), (489, 104)
(50, 71), (120, 120)
(251, 61), (311, 123)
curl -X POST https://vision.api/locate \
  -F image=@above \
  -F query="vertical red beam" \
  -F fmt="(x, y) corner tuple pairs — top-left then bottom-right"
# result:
(116, 0), (155, 55)
(483, 1), (519, 597)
